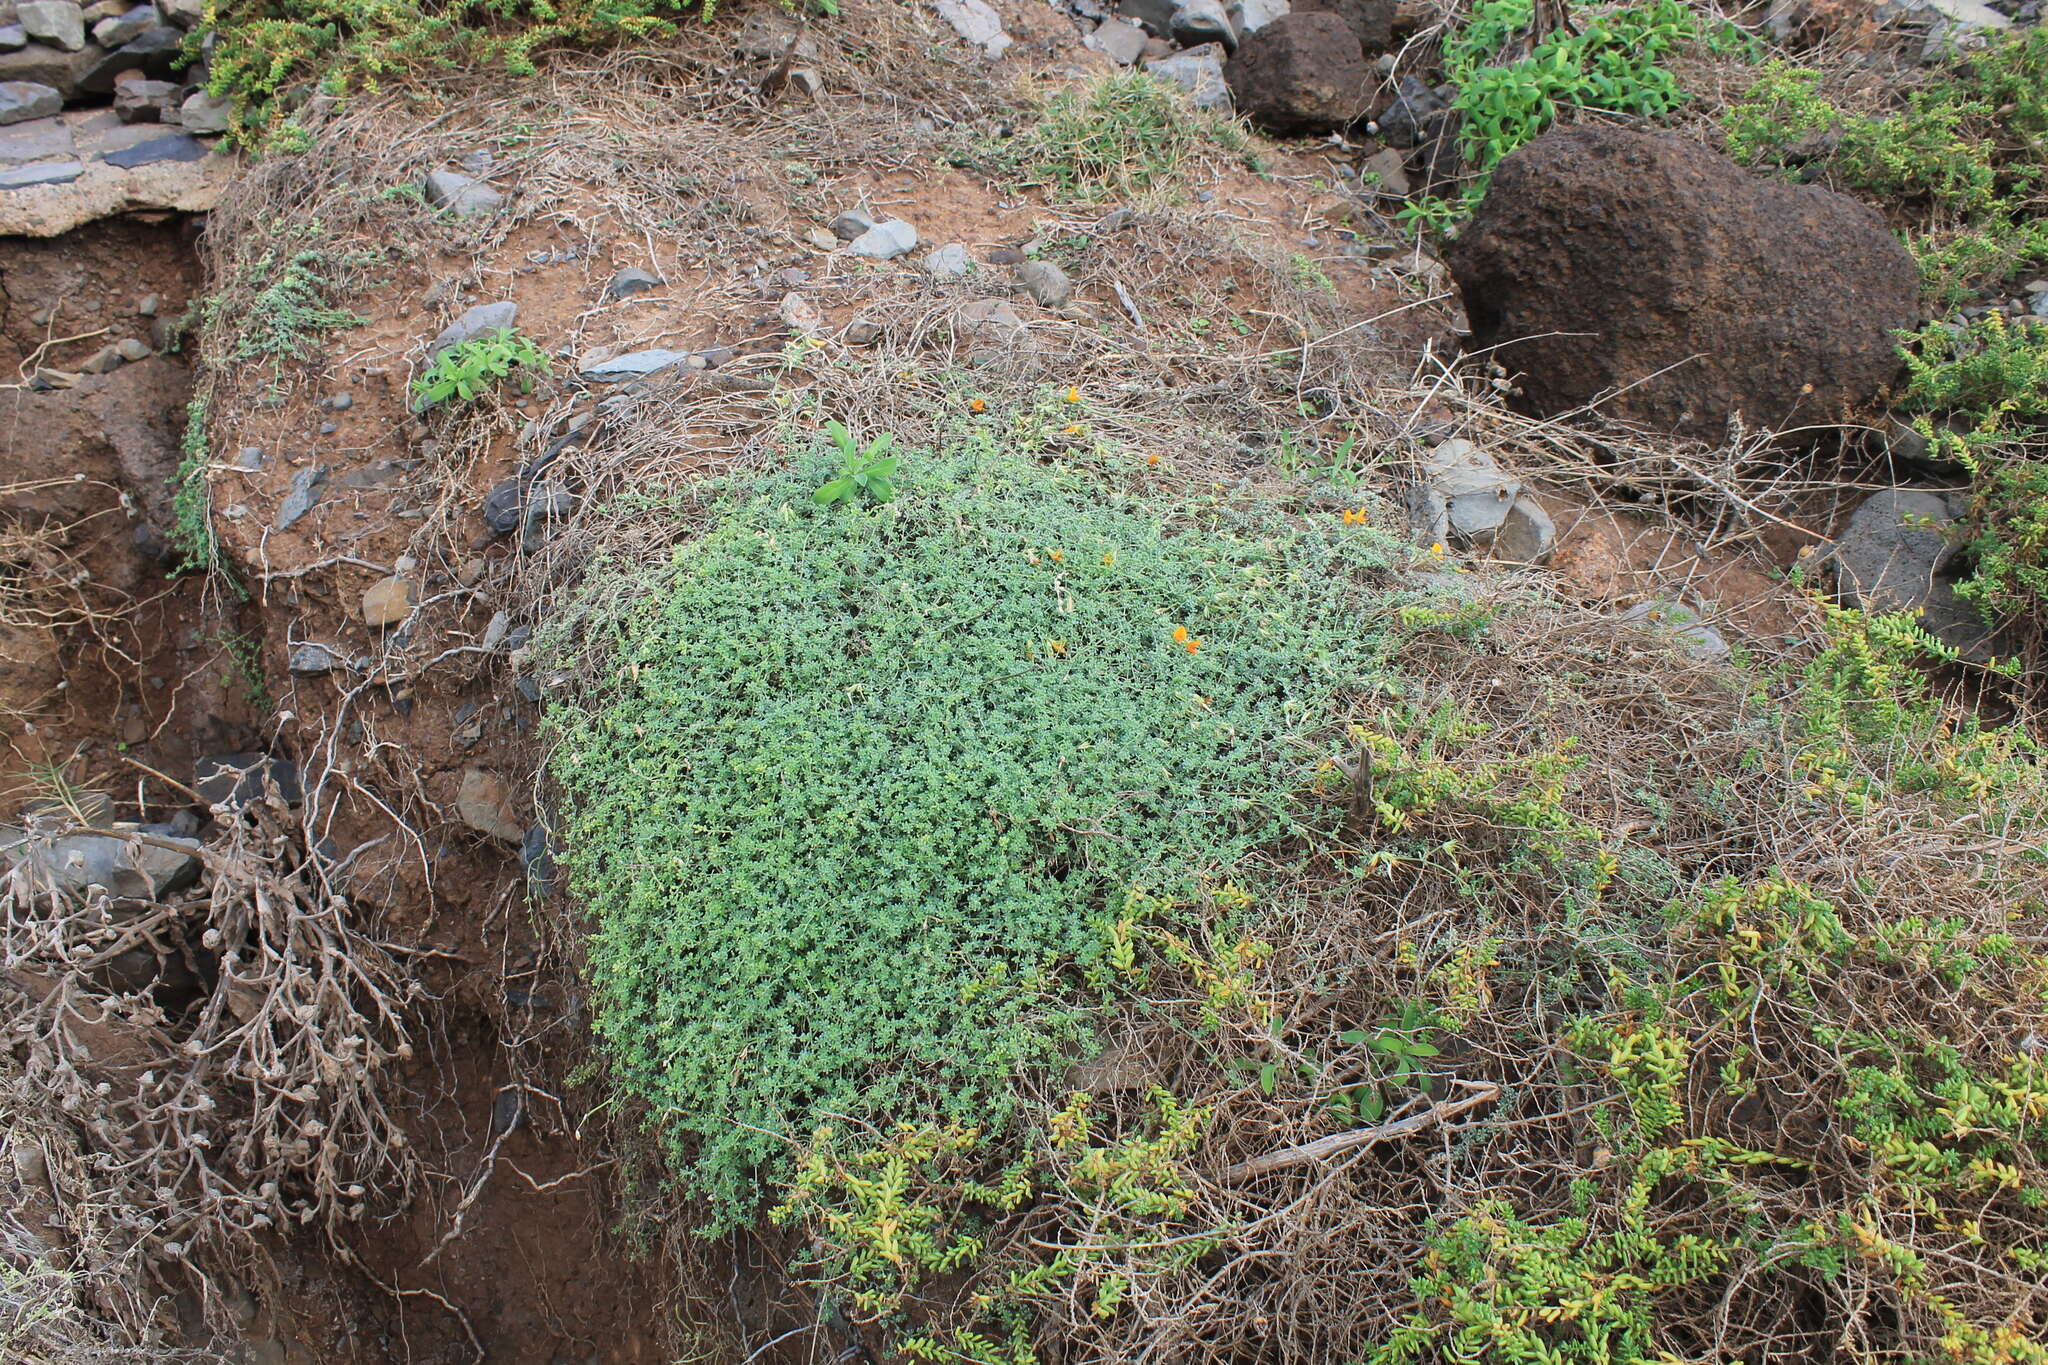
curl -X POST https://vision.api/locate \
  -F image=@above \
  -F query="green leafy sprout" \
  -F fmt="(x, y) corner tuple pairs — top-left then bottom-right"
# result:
(413, 326), (551, 406)
(811, 419), (899, 506)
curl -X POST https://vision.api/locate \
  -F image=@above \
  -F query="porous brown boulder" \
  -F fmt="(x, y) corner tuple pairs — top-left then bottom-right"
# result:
(1446, 125), (1921, 440)
(1293, 0), (1396, 51)
(1223, 11), (1368, 135)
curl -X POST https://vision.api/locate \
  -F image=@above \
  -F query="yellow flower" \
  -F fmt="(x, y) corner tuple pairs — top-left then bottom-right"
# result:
(1429, 542), (1447, 559)
(1173, 626), (1189, 643)
(1061, 423), (1082, 435)
(1049, 639), (1068, 656)
(1342, 508), (1367, 525)
(1101, 551), (1116, 566)
(970, 397), (987, 412)
(1050, 549), (1064, 561)
(1065, 385), (1081, 403)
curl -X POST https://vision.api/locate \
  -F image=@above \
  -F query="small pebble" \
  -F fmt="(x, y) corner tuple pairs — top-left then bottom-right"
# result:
(137, 294), (160, 317)
(116, 338), (152, 361)
(319, 422), (337, 435)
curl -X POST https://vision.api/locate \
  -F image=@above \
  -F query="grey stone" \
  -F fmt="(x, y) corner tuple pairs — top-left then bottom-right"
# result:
(98, 131), (203, 166)
(830, 206), (876, 240)
(1420, 438), (1520, 542)
(1229, 0), (1290, 31)
(194, 752), (302, 808)
(1487, 495), (1554, 564)
(135, 292), (157, 315)
(176, 90), (229, 134)
(481, 610), (511, 651)
(18, 3), (83, 52)
(847, 217), (918, 260)
(1087, 16), (1149, 63)
(0, 41), (94, 91)
(91, 3), (156, 46)
(521, 822), (555, 896)
(1622, 601), (1729, 663)
(579, 347), (690, 380)
(112, 75), (177, 122)
(324, 391), (351, 410)
(954, 298), (1026, 344)
(930, 0), (1011, 57)
(924, 242), (971, 279)
(430, 300), (517, 354)
(1, 826), (200, 901)
(1829, 489), (1956, 615)
(0, 26), (25, 51)
(0, 112), (68, 162)
(1359, 145), (1409, 197)
(78, 342), (122, 371)
(1919, 0), (2009, 61)
(519, 480), (573, 550)
(1015, 258), (1073, 308)
(1171, 0), (1236, 50)
(1374, 75), (1447, 148)
(0, 152), (74, 184)
(843, 317), (883, 346)
(288, 642), (343, 675)
(114, 337), (149, 360)
(456, 768), (525, 844)
(603, 267), (660, 300)
(158, 0), (200, 24)
(1145, 43), (1231, 110)
(423, 168), (504, 218)
(483, 478), (522, 535)
(1119, 0), (1177, 34)
(0, 78), (56, 123)
(234, 445), (263, 470)
(274, 464), (326, 530)
(77, 25), (180, 94)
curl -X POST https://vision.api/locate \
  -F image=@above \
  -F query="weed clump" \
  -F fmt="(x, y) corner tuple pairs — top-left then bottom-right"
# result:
(980, 73), (1249, 202)
(545, 414), (1403, 1219)
(1406, 0), (1752, 231)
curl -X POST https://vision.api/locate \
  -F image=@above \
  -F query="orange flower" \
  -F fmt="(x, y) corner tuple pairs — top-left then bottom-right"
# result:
(1342, 509), (1365, 525)
(1065, 385), (1081, 403)
(1146, 453), (1161, 466)
(1050, 549), (1064, 561)
(1172, 626), (1189, 643)
(970, 397), (987, 412)
(1061, 423), (1082, 435)
(1185, 638), (1203, 655)
(1049, 639), (1068, 656)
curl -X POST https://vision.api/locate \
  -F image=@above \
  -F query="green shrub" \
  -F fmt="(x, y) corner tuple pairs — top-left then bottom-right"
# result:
(979, 73), (1247, 202)
(1723, 31), (2048, 304)
(1894, 316), (2048, 656)
(198, 0), (737, 144)
(1405, 0), (1751, 232)
(212, 224), (367, 367)
(544, 408), (1404, 1219)
(412, 326), (550, 405)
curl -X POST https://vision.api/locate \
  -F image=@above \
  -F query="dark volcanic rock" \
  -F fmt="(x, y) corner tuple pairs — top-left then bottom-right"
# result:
(1224, 11), (1368, 136)
(1293, 0), (1396, 51)
(1447, 125), (1921, 440)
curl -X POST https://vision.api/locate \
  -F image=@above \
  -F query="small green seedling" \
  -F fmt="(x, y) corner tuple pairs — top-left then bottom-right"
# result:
(413, 327), (550, 406)
(812, 420), (899, 506)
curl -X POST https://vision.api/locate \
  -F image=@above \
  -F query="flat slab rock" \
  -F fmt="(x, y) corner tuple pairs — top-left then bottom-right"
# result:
(0, 107), (230, 235)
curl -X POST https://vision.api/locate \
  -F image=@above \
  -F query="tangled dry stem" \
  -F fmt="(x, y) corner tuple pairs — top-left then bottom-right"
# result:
(1, 783), (421, 1338)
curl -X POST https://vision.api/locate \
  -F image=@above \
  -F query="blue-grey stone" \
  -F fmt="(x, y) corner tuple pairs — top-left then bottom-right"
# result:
(274, 464), (327, 529)
(99, 132), (205, 167)
(0, 156), (80, 186)
(579, 348), (690, 380)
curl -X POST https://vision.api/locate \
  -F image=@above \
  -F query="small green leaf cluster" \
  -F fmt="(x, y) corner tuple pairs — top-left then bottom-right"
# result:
(546, 414), (1403, 1221)
(412, 326), (550, 406)
(213, 226), (369, 368)
(1371, 1150), (1733, 1365)
(976, 73), (1249, 202)
(811, 419), (899, 505)
(1405, 0), (1750, 230)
